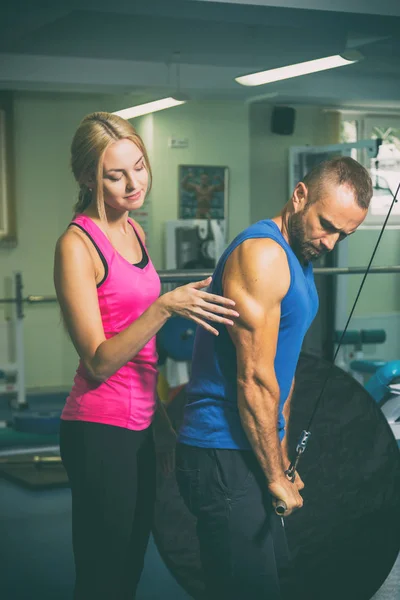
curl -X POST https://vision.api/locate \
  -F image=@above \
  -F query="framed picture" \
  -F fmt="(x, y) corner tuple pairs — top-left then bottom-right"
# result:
(0, 94), (17, 248)
(165, 219), (227, 270)
(178, 165), (228, 221)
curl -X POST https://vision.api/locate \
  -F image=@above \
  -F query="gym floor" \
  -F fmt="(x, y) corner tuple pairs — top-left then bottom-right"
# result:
(0, 479), (191, 600)
(0, 395), (398, 600)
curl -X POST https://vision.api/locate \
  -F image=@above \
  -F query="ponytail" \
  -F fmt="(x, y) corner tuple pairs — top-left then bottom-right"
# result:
(73, 185), (92, 215)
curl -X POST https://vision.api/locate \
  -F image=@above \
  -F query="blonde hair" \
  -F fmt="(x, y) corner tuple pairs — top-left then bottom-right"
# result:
(70, 111), (152, 220)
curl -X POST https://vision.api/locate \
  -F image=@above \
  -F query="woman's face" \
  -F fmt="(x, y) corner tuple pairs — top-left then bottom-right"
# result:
(100, 138), (149, 213)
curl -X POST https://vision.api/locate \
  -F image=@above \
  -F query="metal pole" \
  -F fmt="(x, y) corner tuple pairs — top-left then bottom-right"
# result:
(26, 295), (60, 303)
(0, 266), (399, 306)
(314, 265), (400, 275)
(156, 266), (400, 280)
(159, 266), (400, 279)
(0, 445), (60, 458)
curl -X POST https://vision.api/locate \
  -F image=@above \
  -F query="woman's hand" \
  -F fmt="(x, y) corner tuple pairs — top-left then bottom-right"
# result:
(158, 276), (239, 336)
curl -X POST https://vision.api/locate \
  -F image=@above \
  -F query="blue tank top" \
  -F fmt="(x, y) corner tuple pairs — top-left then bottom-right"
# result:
(178, 220), (319, 450)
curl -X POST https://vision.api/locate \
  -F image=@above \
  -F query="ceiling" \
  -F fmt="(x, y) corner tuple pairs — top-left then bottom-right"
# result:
(2, 0), (400, 110)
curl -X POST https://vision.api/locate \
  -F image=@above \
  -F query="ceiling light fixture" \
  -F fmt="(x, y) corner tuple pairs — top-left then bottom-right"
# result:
(113, 97), (186, 120)
(235, 50), (363, 87)
(114, 51), (187, 120)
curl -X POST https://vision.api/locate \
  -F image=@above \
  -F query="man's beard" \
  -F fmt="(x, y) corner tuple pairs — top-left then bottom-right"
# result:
(287, 211), (326, 263)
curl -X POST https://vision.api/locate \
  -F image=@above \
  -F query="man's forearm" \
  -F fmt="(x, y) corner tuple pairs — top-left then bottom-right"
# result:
(238, 380), (286, 484)
(281, 378), (295, 463)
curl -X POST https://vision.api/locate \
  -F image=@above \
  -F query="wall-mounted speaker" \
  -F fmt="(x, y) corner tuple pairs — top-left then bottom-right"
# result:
(271, 106), (296, 135)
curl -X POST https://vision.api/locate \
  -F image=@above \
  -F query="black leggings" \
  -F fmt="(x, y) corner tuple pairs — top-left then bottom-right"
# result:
(60, 420), (156, 600)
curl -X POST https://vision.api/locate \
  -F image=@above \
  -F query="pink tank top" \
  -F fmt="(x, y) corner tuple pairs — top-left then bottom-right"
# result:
(61, 215), (161, 430)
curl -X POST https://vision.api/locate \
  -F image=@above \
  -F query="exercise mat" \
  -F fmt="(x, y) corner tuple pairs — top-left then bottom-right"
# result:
(153, 352), (400, 600)
(0, 427), (59, 448)
(0, 452), (68, 489)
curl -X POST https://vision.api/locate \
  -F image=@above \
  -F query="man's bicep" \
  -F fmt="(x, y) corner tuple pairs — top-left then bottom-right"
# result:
(226, 280), (281, 381)
(225, 279), (268, 332)
(222, 238), (290, 377)
(223, 250), (284, 338)
(223, 238), (289, 323)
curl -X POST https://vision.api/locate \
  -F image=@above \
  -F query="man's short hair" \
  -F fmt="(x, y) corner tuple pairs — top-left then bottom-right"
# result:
(303, 156), (373, 210)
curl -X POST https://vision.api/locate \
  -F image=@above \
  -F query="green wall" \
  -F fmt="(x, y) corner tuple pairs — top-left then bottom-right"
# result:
(347, 229), (400, 316)
(249, 103), (340, 221)
(134, 101), (251, 269)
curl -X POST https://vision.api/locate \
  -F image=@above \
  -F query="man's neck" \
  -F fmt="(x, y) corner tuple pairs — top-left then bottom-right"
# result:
(274, 208), (308, 267)
(273, 208), (290, 245)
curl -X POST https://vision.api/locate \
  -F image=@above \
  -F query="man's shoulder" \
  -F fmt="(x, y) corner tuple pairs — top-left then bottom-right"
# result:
(229, 219), (284, 247)
(232, 235), (288, 269)
(224, 236), (290, 300)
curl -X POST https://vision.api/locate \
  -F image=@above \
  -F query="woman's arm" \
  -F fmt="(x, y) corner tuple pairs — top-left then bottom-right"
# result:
(54, 229), (238, 382)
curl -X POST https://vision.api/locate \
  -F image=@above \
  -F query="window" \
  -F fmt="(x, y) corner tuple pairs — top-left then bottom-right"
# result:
(364, 118), (400, 225)
(368, 124), (400, 218)
(340, 120), (358, 144)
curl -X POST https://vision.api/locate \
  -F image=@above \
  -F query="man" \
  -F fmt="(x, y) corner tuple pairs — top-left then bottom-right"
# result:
(176, 156), (373, 599)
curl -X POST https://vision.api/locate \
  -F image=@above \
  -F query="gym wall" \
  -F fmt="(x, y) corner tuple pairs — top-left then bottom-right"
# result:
(134, 100), (251, 270)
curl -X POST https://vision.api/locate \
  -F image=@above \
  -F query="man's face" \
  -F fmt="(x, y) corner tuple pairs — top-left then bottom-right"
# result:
(289, 182), (368, 263)
(200, 174), (209, 185)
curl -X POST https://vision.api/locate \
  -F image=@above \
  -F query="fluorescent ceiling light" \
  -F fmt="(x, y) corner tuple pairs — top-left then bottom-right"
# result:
(113, 97), (186, 119)
(235, 50), (363, 87)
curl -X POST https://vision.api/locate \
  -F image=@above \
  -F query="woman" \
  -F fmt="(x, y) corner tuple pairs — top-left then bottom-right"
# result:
(54, 111), (238, 599)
